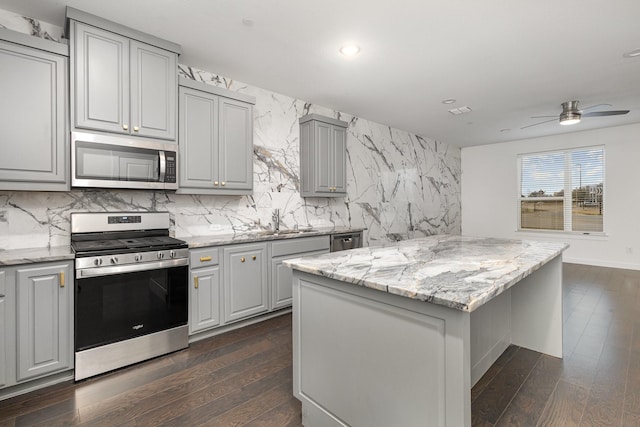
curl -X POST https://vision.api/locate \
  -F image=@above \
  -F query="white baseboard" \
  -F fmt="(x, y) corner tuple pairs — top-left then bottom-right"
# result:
(563, 257), (640, 271)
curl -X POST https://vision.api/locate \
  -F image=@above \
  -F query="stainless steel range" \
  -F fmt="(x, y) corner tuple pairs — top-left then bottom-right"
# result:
(71, 212), (189, 381)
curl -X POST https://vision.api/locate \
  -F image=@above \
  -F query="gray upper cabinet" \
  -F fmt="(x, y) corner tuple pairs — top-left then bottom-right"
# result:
(69, 9), (179, 141)
(0, 29), (69, 191)
(223, 243), (268, 323)
(178, 79), (255, 195)
(16, 262), (73, 382)
(299, 114), (348, 197)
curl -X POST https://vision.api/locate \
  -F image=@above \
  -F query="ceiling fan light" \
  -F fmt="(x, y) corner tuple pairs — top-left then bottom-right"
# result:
(559, 111), (581, 125)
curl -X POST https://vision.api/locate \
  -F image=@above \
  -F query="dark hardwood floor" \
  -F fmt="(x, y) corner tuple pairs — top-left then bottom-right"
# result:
(1, 263), (639, 426)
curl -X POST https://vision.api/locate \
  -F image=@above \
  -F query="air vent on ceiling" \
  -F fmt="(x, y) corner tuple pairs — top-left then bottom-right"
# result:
(448, 106), (472, 115)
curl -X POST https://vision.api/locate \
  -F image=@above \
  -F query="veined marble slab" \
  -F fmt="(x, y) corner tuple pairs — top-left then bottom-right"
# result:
(185, 226), (364, 248)
(0, 246), (74, 266)
(284, 235), (568, 312)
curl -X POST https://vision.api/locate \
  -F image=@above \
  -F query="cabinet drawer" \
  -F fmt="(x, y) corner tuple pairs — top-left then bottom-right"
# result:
(190, 247), (220, 267)
(271, 236), (330, 257)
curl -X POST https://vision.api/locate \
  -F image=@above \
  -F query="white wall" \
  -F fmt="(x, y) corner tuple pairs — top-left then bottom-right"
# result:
(462, 122), (640, 270)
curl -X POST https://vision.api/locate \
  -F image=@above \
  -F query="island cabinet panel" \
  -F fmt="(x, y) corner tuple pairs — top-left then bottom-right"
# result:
(72, 21), (177, 140)
(0, 270), (7, 388)
(0, 34), (68, 191)
(15, 262), (73, 382)
(177, 79), (255, 195)
(294, 276), (456, 427)
(223, 243), (268, 323)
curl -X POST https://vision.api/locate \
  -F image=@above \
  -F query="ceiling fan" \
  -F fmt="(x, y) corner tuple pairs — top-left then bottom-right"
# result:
(521, 101), (629, 129)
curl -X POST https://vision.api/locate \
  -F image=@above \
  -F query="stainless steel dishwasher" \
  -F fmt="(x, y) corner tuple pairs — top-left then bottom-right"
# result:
(330, 231), (363, 252)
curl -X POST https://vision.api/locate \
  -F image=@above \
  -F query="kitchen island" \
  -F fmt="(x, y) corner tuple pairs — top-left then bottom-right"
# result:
(284, 235), (568, 427)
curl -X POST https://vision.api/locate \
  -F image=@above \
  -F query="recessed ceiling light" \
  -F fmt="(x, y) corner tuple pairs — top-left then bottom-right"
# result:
(442, 98), (456, 104)
(241, 18), (254, 27)
(339, 45), (360, 57)
(623, 48), (640, 58)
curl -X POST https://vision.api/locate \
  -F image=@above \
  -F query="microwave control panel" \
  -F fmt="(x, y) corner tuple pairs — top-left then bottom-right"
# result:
(165, 155), (177, 183)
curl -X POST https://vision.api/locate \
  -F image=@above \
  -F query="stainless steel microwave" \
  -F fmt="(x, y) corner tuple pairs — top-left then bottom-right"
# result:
(71, 132), (178, 190)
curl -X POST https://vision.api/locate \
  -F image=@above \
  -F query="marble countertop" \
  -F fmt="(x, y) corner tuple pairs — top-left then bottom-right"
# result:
(183, 226), (365, 248)
(284, 235), (568, 312)
(0, 246), (75, 266)
(0, 227), (365, 265)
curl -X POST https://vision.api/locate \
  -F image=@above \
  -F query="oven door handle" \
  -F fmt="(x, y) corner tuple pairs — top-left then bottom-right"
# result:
(76, 258), (188, 278)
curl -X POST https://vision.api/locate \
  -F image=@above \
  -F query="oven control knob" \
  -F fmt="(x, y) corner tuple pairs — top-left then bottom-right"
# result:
(170, 250), (176, 259)
(157, 252), (165, 260)
(110, 257), (118, 265)
(94, 258), (103, 267)
(134, 254), (142, 262)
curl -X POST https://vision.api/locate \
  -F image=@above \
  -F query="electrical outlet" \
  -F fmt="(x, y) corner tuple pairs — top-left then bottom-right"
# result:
(0, 211), (6, 222)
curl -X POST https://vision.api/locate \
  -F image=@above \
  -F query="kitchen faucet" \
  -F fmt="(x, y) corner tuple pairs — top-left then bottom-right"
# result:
(272, 209), (280, 232)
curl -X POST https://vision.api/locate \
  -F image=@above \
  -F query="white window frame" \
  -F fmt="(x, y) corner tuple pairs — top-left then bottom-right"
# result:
(517, 146), (605, 235)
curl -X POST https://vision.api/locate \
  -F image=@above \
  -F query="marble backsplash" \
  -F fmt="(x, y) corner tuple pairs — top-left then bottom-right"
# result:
(0, 11), (461, 250)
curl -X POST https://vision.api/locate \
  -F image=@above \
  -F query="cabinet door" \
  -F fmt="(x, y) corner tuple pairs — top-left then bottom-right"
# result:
(224, 243), (268, 322)
(0, 40), (67, 189)
(219, 98), (253, 190)
(189, 266), (221, 334)
(179, 87), (218, 189)
(130, 41), (177, 140)
(73, 22), (129, 135)
(313, 121), (332, 193)
(271, 249), (329, 310)
(331, 125), (347, 194)
(0, 270), (6, 388)
(16, 263), (72, 381)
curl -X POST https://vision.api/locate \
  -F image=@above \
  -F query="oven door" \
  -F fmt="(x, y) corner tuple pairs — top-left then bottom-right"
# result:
(75, 260), (188, 352)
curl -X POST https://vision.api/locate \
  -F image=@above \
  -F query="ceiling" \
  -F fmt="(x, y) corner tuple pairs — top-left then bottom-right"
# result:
(1, 0), (639, 147)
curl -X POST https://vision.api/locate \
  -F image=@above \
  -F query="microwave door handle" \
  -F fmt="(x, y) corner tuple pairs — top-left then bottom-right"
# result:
(158, 151), (167, 182)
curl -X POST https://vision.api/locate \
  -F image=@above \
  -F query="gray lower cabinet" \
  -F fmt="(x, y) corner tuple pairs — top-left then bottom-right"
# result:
(0, 29), (68, 191)
(223, 243), (268, 323)
(271, 250), (329, 310)
(16, 262), (73, 381)
(189, 247), (222, 334)
(187, 236), (330, 336)
(270, 236), (331, 309)
(299, 114), (348, 197)
(178, 79), (255, 195)
(0, 261), (73, 395)
(70, 20), (177, 140)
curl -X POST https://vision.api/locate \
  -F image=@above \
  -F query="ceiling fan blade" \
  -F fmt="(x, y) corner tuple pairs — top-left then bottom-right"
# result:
(582, 110), (630, 117)
(521, 118), (558, 129)
(580, 103), (612, 112)
(530, 115), (558, 118)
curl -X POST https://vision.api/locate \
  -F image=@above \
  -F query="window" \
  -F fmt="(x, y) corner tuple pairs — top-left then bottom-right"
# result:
(518, 147), (604, 233)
